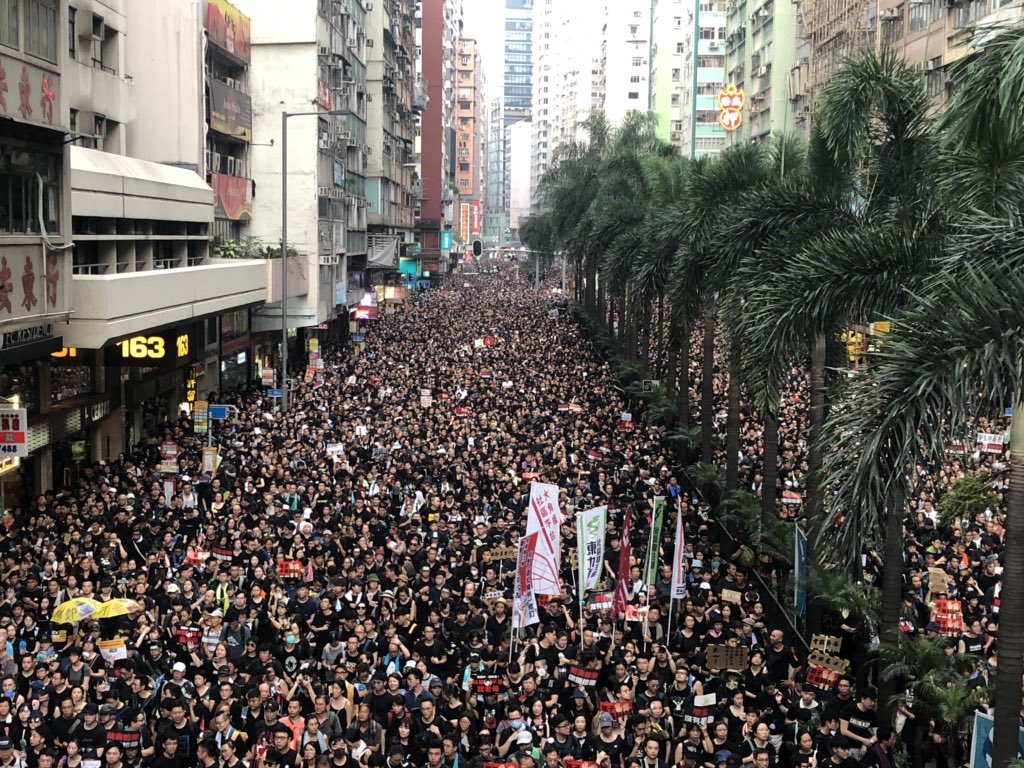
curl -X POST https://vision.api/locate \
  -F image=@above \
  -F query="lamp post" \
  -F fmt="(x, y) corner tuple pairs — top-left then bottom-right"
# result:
(280, 108), (351, 413)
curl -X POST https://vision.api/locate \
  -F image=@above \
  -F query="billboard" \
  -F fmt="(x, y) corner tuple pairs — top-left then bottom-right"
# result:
(211, 173), (252, 221)
(208, 78), (253, 141)
(206, 0), (251, 63)
(471, 200), (482, 236)
(460, 203), (470, 243)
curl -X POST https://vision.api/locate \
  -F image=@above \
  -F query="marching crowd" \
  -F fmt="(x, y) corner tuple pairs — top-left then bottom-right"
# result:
(0, 265), (1007, 768)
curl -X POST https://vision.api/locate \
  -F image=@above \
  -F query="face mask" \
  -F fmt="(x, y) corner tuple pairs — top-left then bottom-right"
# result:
(509, 719), (522, 729)
(334, 749), (347, 759)
(286, 635), (297, 644)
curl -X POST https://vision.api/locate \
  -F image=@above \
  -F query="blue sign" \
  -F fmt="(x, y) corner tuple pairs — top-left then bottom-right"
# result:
(970, 711), (1024, 768)
(353, 335), (365, 343)
(266, 388), (283, 398)
(208, 405), (229, 421)
(440, 231), (453, 250)
(1006, 407), (1015, 417)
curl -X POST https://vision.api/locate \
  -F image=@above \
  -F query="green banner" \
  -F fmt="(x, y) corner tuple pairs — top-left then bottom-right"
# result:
(646, 497), (666, 584)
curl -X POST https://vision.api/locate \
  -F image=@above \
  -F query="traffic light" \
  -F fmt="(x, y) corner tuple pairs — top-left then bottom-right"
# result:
(472, 239), (482, 257)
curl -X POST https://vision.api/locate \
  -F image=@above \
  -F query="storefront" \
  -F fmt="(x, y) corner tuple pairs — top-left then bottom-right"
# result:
(219, 308), (252, 393)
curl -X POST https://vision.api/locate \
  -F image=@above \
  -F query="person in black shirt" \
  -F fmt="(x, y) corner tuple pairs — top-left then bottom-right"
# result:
(148, 734), (186, 768)
(838, 689), (878, 760)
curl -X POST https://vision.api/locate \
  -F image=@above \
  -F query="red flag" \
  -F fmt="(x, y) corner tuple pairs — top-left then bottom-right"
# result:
(612, 506), (632, 621)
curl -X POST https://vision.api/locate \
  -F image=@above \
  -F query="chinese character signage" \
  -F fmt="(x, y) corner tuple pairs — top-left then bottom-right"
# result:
(206, 0), (251, 64)
(718, 84), (745, 132)
(0, 250), (68, 331)
(460, 203), (471, 243)
(471, 200), (482, 235)
(208, 78), (253, 141)
(577, 505), (607, 597)
(0, 408), (27, 457)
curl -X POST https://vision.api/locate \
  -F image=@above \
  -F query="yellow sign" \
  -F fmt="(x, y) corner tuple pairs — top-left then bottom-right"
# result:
(176, 334), (190, 358)
(51, 347), (77, 358)
(718, 84), (745, 132)
(117, 336), (166, 360)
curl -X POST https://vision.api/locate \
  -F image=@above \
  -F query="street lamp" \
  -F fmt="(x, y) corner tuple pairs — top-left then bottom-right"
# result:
(280, 107), (351, 412)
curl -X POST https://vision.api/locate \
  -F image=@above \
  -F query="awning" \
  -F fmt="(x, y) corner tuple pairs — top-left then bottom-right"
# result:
(70, 146), (213, 223)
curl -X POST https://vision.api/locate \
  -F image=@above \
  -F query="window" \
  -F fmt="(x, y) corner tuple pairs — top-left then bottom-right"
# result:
(68, 5), (74, 57)
(629, 75), (640, 83)
(676, 42), (685, 53)
(908, 1), (928, 32)
(672, 68), (680, 81)
(671, 94), (680, 105)
(94, 114), (106, 147)
(881, 10), (904, 45)
(700, 27), (716, 39)
(673, 16), (681, 27)
(632, 56), (643, 66)
(0, 0), (16, 48)
(628, 91), (639, 99)
(0, 144), (61, 234)
(23, 0), (57, 61)
(633, 9), (642, 17)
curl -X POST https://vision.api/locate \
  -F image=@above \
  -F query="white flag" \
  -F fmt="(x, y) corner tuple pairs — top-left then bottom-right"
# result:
(513, 533), (540, 629)
(526, 482), (563, 595)
(577, 506), (607, 596)
(670, 509), (687, 599)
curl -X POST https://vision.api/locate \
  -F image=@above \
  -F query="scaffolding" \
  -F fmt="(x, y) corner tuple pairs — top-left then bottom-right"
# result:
(795, 0), (877, 117)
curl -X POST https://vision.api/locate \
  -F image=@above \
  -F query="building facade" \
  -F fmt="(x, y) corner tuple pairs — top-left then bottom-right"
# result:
(724, 0), (799, 140)
(653, 0), (729, 157)
(502, 0), (531, 241)
(365, 0), (419, 281)
(601, 0), (652, 125)
(238, 0), (367, 330)
(454, 36), (483, 252)
(483, 95), (506, 248)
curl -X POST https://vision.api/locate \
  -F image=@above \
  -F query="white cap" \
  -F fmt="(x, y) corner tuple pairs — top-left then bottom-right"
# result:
(172, 662), (187, 673)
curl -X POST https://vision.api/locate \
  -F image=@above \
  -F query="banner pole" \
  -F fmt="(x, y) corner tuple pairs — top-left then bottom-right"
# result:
(643, 500), (658, 655)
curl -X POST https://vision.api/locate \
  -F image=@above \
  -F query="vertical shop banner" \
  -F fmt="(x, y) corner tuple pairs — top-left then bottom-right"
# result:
(612, 506), (632, 621)
(970, 711), (1024, 768)
(206, 0), (252, 62)
(646, 497), (666, 583)
(460, 203), (471, 243)
(513, 533), (540, 629)
(526, 482), (563, 595)
(577, 506), (607, 598)
(471, 200), (482, 235)
(193, 401), (209, 435)
(671, 509), (687, 599)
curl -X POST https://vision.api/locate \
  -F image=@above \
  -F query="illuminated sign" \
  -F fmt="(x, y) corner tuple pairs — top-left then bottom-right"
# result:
(718, 84), (745, 132)
(105, 332), (194, 367)
(51, 347), (78, 359)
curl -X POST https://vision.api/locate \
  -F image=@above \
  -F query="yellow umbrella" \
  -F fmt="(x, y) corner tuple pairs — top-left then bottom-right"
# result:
(51, 598), (103, 625)
(91, 599), (143, 620)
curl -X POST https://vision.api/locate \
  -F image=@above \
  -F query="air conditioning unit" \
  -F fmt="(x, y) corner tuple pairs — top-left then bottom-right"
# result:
(759, 66), (768, 76)
(318, 136), (332, 150)
(338, 131), (352, 141)
(708, 41), (719, 49)
(366, 38), (374, 48)
(366, 94), (373, 102)
(366, 2), (373, 9)
(757, 9), (769, 17)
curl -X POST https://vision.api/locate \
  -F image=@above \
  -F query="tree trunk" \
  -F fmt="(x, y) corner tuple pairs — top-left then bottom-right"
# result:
(993, 406), (1024, 768)
(701, 308), (717, 463)
(640, 299), (652, 377)
(679, 320), (690, 428)
(805, 332), (828, 635)
(666, 321), (678, 396)
(597, 275), (606, 336)
(656, 296), (666, 377)
(878, 486), (906, 725)
(608, 291), (615, 341)
(761, 411), (779, 518)
(726, 341), (741, 493)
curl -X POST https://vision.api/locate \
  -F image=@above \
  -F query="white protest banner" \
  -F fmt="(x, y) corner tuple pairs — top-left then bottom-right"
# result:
(577, 506), (607, 598)
(526, 482), (563, 595)
(513, 533), (540, 629)
(98, 638), (127, 663)
(670, 509), (687, 599)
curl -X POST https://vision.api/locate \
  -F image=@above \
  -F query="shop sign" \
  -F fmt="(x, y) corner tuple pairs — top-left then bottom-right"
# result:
(471, 200), (482, 236)
(106, 331), (193, 367)
(261, 368), (276, 387)
(160, 440), (179, 460)
(460, 203), (470, 243)
(208, 78), (253, 141)
(0, 56), (61, 131)
(185, 377), (198, 404)
(0, 408), (27, 457)
(0, 323), (54, 349)
(193, 401), (209, 436)
(206, 0), (251, 63)
(212, 173), (253, 221)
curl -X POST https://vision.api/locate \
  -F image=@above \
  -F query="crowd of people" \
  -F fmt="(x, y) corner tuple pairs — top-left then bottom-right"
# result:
(0, 264), (1008, 768)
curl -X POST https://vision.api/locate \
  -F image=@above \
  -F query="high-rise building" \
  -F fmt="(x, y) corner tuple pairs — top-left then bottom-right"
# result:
(508, 118), (533, 238)
(502, 0), (532, 240)
(365, 0), (419, 278)
(530, 0), (553, 212)
(549, 7), (604, 152)
(724, 0), (799, 140)
(455, 37), (483, 248)
(653, 0), (729, 157)
(793, 0), (874, 123)
(415, 0), (461, 276)
(484, 96), (507, 248)
(601, 0), (653, 126)
(238, 0), (368, 326)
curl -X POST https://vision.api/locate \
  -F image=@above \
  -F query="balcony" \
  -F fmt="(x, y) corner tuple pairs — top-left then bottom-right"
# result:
(66, 261), (266, 348)
(265, 256), (310, 303)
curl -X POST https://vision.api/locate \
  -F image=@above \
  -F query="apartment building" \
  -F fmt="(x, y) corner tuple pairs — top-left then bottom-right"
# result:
(654, 0), (729, 157)
(601, 0), (652, 125)
(454, 36), (483, 250)
(724, 0), (799, 140)
(365, 0), (420, 279)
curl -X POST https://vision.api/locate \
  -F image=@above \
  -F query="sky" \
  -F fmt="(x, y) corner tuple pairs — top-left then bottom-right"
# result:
(461, 0), (505, 100)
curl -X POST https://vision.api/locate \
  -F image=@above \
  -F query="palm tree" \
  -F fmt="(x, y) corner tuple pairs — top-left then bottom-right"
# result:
(668, 145), (770, 466)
